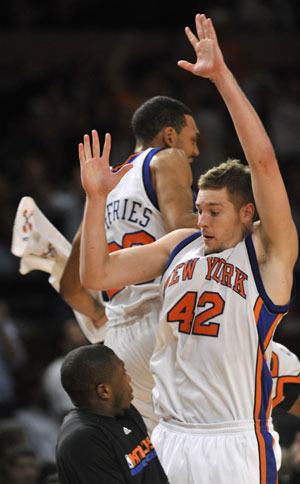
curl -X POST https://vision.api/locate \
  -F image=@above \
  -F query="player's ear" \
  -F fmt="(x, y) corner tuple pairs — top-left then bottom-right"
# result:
(240, 203), (255, 224)
(95, 383), (111, 400)
(162, 126), (177, 147)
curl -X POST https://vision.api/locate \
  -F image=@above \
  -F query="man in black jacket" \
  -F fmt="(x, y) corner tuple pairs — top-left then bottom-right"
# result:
(56, 344), (169, 483)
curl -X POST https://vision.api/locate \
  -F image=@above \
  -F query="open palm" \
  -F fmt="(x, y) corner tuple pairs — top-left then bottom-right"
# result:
(79, 130), (132, 200)
(178, 13), (225, 80)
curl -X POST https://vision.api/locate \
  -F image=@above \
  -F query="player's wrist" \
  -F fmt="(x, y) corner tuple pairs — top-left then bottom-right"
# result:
(209, 64), (231, 86)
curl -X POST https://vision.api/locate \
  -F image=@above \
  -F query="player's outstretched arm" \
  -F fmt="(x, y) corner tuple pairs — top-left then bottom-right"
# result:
(178, 13), (298, 303)
(59, 223), (106, 324)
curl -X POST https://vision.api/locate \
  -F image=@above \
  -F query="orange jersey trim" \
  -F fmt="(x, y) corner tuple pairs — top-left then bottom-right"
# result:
(111, 152), (140, 172)
(273, 374), (300, 408)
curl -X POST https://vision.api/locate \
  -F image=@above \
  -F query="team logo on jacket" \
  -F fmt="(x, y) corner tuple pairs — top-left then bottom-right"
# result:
(124, 436), (157, 475)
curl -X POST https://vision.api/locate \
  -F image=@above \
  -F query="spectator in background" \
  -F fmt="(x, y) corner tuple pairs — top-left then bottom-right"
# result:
(37, 460), (59, 484)
(0, 419), (27, 484)
(4, 444), (39, 484)
(278, 431), (300, 484)
(0, 300), (28, 417)
(14, 367), (59, 462)
(42, 318), (89, 424)
(288, 431), (300, 483)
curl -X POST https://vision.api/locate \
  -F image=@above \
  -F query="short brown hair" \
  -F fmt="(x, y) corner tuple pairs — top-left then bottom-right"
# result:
(198, 159), (256, 215)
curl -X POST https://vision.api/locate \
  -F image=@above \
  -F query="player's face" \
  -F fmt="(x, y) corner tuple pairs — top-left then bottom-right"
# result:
(173, 115), (200, 163)
(196, 187), (248, 255)
(109, 356), (133, 416)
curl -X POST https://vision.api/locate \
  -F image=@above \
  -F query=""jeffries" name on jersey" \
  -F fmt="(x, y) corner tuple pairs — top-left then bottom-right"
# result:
(105, 198), (152, 230)
(164, 256), (248, 299)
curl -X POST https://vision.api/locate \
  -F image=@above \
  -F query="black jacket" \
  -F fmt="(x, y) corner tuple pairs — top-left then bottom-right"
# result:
(56, 405), (169, 483)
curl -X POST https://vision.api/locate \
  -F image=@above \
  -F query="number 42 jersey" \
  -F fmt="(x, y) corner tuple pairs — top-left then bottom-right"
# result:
(151, 231), (295, 425)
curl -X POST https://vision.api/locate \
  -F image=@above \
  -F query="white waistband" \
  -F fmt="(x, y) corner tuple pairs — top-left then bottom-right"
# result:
(106, 297), (161, 328)
(158, 418), (273, 435)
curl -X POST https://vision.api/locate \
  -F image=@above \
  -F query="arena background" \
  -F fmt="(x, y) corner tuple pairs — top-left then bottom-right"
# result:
(0, 1), (300, 479)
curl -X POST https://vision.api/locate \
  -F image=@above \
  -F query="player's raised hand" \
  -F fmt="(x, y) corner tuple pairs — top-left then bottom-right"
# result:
(79, 130), (132, 200)
(178, 13), (226, 81)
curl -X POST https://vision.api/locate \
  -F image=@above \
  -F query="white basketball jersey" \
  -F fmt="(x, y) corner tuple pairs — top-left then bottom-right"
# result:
(151, 231), (295, 433)
(271, 341), (300, 408)
(104, 148), (167, 322)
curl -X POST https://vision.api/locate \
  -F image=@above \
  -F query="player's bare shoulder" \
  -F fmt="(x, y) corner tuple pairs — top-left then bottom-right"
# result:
(151, 147), (190, 170)
(150, 148), (192, 191)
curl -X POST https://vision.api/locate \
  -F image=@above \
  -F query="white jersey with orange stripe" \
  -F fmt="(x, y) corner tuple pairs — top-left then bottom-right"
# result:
(151, 231), (295, 425)
(271, 341), (300, 409)
(104, 148), (167, 323)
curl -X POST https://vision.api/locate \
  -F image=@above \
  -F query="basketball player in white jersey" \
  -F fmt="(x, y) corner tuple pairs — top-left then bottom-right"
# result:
(271, 341), (300, 417)
(270, 342), (300, 477)
(60, 96), (200, 433)
(77, 13), (298, 484)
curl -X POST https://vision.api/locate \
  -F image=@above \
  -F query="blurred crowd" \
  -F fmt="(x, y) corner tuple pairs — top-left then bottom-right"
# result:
(0, 1), (300, 482)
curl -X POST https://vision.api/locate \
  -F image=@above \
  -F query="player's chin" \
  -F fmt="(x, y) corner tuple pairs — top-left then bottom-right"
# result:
(123, 391), (134, 411)
(204, 238), (223, 255)
(117, 403), (131, 417)
(203, 242), (215, 255)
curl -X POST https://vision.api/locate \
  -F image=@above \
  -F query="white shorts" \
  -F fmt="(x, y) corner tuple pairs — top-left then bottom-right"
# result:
(104, 301), (161, 434)
(151, 419), (279, 484)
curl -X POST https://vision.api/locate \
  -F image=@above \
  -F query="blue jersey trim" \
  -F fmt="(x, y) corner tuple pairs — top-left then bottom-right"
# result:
(142, 147), (166, 211)
(245, 233), (295, 313)
(162, 231), (202, 277)
(192, 187), (197, 212)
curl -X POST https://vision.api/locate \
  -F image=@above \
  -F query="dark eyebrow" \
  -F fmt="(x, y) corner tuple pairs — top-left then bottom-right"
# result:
(196, 201), (223, 209)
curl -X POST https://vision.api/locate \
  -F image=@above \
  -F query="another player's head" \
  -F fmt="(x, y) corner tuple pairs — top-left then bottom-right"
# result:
(61, 344), (133, 417)
(196, 159), (256, 254)
(131, 95), (199, 163)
